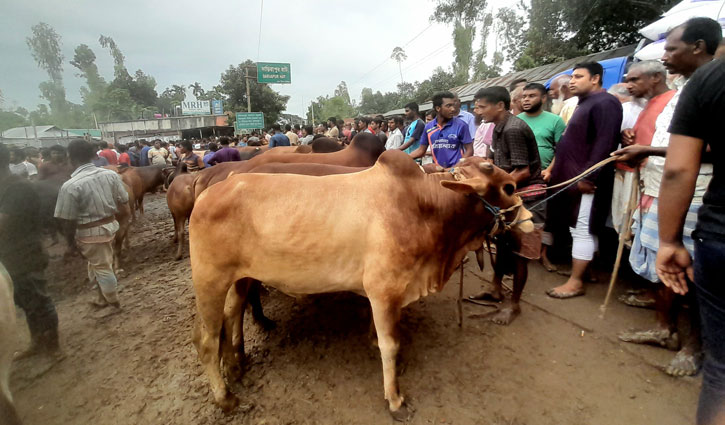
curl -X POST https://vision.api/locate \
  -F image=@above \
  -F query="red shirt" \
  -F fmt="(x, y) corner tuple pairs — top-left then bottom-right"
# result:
(118, 152), (130, 165)
(99, 149), (118, 165)
(616, 90), (676, 171)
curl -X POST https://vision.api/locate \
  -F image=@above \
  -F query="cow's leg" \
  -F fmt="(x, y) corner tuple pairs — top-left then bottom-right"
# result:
(248, 280), (275, 331)
(137, 194), (145, 215)
(221, 280), (248, 381)
(192, 283), (239, 412)
(369, 298), (408, 420)
(173, 215), (185, 260)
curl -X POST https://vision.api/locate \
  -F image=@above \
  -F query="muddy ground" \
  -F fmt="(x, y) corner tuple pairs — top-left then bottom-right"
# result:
(10, 193), (699, 425)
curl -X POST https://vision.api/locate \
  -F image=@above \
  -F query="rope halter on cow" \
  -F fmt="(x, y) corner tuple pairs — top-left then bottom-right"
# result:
(474, 194), (528, 236)
(448, 163), (530, 237)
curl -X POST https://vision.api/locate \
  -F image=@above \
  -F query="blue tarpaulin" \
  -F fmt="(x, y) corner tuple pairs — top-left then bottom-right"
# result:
(544, 56), (629, 90)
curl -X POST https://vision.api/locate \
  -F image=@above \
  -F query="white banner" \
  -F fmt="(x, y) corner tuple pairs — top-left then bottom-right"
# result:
(182, 100), (211, 115)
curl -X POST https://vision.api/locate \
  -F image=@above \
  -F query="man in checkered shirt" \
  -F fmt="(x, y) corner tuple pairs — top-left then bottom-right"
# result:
(55, 139), (130, 310)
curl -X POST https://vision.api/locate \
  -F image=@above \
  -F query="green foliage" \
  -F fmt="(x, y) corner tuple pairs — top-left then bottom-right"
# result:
(0, 111), (29, 133)
(431, 0), (493, 83)
(219, 61), (290, 127)
(500, 0), (676, 71)
(414, 67), (466, 103)
(26, 22), (68, 122)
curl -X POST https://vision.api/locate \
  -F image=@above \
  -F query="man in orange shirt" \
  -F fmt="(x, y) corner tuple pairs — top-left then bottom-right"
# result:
(612, 61), (675, 234)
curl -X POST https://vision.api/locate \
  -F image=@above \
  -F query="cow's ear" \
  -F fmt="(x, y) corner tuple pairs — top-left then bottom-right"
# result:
(440, 179), (485, 194)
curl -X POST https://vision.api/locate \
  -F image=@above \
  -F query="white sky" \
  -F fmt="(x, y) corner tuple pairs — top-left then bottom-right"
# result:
(0, 0), (512, 118)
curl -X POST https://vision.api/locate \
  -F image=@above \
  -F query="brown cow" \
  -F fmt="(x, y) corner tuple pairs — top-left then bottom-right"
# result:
(248, 162), (367, 175)
(236, 146), (268, 161)
(309, 137), (343, 153)
(107, 164), (165, 215)
(192, 133), (384, 200)
(189, 151), (532, 418)
(112, 182), (134, 272)
(166, 173), (196, 260)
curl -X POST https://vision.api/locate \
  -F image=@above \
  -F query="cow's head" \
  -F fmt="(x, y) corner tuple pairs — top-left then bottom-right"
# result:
(439, 157), (534, 234)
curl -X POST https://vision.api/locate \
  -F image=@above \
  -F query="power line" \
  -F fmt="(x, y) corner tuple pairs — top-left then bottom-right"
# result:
(403, 23), (433, 48)
(350, 23), (435, 86)
(369, 41), (453, 88)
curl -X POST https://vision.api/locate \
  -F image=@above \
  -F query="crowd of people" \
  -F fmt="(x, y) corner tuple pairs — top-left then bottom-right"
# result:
(1, 16), (724, 424)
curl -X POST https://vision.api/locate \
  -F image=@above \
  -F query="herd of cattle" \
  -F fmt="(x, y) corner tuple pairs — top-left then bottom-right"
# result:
(9, 134), (533, 421)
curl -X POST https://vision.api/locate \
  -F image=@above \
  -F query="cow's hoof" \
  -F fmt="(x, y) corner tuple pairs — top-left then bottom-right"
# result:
(389, 402), (412, 422)
(218, 392), (240, 413)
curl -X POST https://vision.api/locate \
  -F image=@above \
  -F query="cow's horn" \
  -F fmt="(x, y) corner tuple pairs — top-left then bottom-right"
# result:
(435, 165), (444, 172)
(479, 161), (494, 174)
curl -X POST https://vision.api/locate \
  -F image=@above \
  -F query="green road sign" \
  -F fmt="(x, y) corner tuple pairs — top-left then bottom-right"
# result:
(235, 112), (265, 130)
(257, 62), (291, 84)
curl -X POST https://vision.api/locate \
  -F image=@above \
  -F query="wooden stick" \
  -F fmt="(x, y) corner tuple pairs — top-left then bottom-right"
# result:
(457, 259), (464, 327)
(600, 170), (640, 319)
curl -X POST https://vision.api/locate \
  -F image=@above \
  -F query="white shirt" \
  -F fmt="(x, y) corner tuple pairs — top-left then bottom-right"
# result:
(621, 101), (645, 131)
(642, 76), (712, 201)
(559, 96), (579, 125)
(385, 128), (404, 150)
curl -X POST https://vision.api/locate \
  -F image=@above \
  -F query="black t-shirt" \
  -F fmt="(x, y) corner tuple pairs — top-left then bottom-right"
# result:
(668, 59), (725, 241)
(0, 174), (48, 276)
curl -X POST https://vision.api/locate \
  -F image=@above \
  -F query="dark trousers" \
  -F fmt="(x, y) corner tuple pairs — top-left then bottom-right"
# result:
(12, 271), (59, 348)
(693, 236), (725, 425)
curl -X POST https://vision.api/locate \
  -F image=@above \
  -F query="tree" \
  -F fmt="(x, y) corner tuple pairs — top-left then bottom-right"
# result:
(26, 22), (68, 121)
(99, 35), (131, 82)
(70, 44), (107, 115)
(218, 61), (289, 127)
(431, 0), (489, 83)
(500, 0), (676, 71)
(390, 47), (408, 84)
(0, 111), (29, 133)
(189, 82), (205, 98)
(414, 67), (464, 103)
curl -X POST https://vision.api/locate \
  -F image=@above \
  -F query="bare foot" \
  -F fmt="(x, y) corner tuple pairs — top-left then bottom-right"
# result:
(470, 302), (520, 326)
(666, 347), (703, 377)
(468, 288), (503, 302)
(618, 328), (680, 351)
(618, 292), (656, 309)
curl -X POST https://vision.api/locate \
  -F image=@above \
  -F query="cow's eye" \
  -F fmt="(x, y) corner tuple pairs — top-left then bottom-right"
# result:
(503, 183), (515, 196)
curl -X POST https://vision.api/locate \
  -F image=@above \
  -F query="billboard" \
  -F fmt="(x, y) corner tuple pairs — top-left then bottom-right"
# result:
(235, 112), (265, 130)
(211, 100), (224, 115)
(257, 62), (291, 84)
(181, 100), (210, 115)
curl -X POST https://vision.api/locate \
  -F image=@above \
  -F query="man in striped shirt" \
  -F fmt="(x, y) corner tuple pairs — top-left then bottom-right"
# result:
(55, 139), (130, 309)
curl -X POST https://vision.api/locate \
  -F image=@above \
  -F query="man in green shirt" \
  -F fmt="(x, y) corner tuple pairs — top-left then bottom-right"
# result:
(518, 83), (566, 181)
(518, 82), (566, 272)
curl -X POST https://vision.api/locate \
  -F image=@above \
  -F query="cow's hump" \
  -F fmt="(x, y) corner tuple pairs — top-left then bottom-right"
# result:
(376, 149), (425, 178)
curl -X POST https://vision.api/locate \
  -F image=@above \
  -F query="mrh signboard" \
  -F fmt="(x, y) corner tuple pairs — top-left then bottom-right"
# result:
(182, 100), (210, 115)
(257, 62), (291, 84)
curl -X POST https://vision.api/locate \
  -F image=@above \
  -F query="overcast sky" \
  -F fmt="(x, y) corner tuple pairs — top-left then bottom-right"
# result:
(1, 0), (511, 118)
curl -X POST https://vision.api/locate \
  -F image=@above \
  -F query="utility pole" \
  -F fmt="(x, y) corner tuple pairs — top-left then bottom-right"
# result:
(245, 67), (252, 112)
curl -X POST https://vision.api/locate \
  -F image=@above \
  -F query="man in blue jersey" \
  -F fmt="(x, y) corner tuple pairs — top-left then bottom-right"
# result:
(409, 91), (472, 168)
